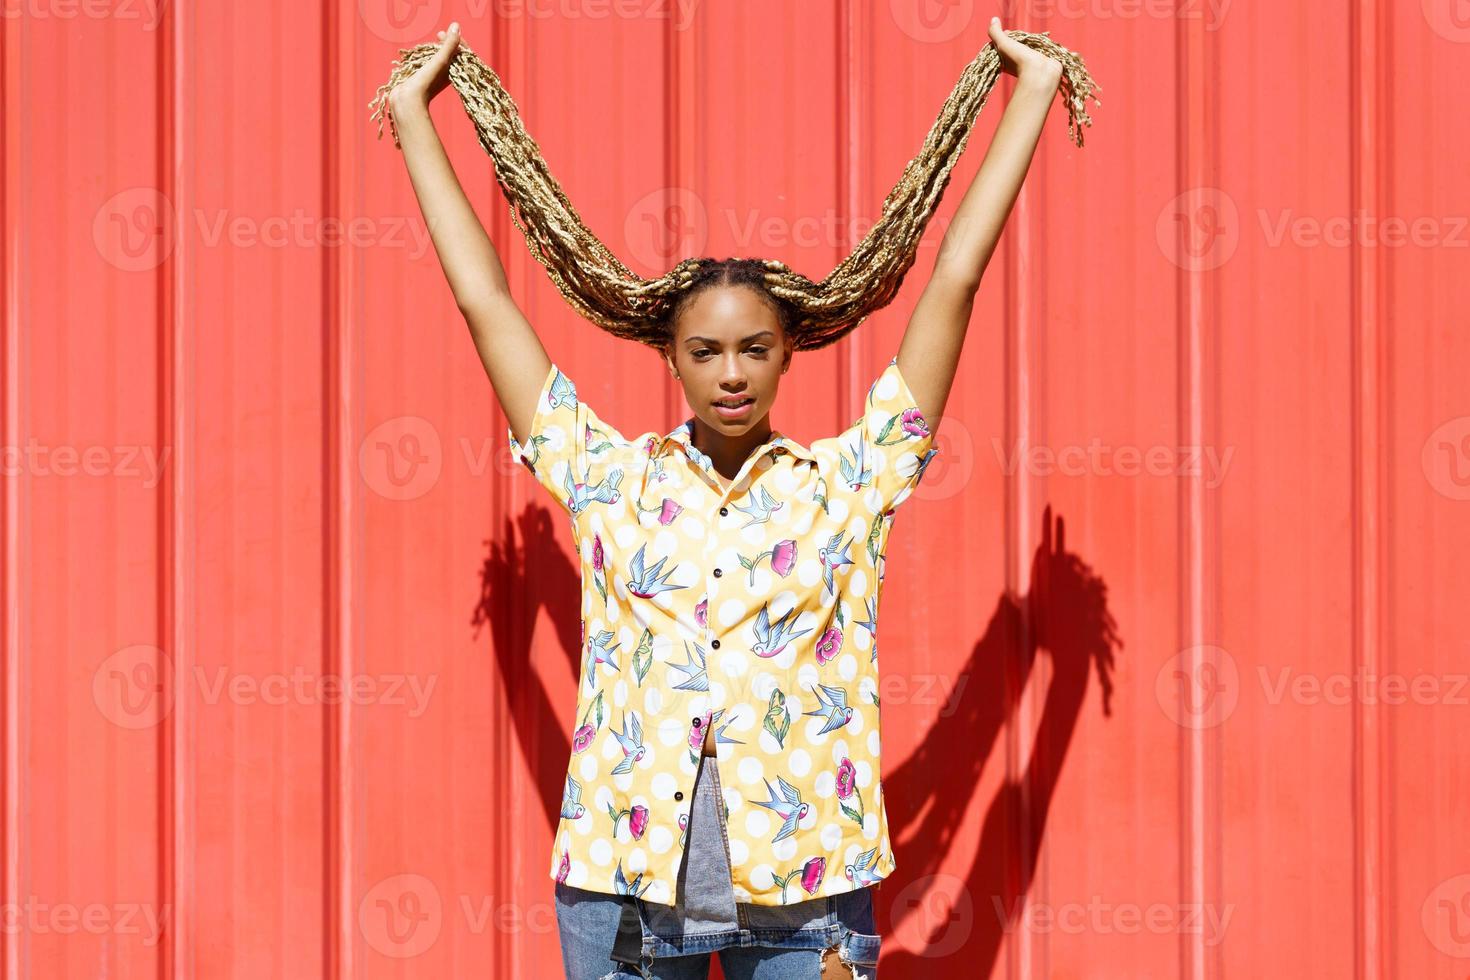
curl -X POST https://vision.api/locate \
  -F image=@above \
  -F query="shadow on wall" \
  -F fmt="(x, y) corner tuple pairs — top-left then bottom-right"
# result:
(882, 505), (1121, 977)
(476, 503), (1122, 979)
(475, 506), (585, 838)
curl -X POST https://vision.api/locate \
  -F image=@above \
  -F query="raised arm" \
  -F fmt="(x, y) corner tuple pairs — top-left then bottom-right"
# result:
(897, 16), (1064, 432)
(388, 23), (551, 446)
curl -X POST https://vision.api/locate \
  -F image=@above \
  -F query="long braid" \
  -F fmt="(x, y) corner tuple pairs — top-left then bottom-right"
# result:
(369, 31), (1098, 352)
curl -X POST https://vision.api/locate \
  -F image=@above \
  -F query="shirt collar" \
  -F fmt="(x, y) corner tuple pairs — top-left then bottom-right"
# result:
(658, 418), (815, 465)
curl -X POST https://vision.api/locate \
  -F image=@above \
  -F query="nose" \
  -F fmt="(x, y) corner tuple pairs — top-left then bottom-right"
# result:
(719, 353), (747, 388)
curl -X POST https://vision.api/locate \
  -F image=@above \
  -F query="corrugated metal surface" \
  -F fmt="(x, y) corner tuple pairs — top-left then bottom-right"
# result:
(5, 1), (1468, 977)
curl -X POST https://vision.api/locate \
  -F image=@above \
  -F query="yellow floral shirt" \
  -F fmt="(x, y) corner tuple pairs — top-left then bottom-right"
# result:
(507, 353), (940, 907)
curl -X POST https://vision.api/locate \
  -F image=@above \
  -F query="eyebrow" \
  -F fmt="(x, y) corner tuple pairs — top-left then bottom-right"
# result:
(684, 331), (776, 346)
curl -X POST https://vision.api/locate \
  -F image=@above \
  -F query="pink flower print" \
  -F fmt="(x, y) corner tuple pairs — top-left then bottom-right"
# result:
(900, 407), (930, 439)
(800, 856), (826, 895)
(643, 435), (657, 454)
(658, 498), (683, 525)
(772, 539), (798, 576)
(556, 849), (571, 884)
(607, 801), (650, 841)
(628, 804), (649, 840)
(695, 596), (708, 628)
(572, 723), (596, 753)
(573, 690), (604, 753)
(775, 855), (829, 903)
(836, 758), (857, 799)
(592, 534), (605, 573)
(815, 627), (843, 664)
(742, 538), (799, 587)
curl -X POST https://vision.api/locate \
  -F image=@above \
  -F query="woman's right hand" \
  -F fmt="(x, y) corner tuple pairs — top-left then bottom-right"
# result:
(390, 22), (462, 113)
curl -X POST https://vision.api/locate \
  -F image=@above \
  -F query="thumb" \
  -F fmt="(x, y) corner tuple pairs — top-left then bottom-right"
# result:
(425, 23), (461, 71)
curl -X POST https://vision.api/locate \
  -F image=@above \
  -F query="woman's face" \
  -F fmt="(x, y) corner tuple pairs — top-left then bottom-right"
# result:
(665, 286), (793, 436)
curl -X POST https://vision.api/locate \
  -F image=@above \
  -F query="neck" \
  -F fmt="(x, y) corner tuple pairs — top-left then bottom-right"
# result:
(690, 415), (776, 481)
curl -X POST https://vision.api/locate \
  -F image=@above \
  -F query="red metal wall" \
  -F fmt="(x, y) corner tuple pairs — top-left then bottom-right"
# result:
(5, 1), (1469, 977)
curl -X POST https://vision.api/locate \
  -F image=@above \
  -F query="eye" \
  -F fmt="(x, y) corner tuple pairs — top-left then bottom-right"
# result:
(748, 346), (769, 355)
(693, 349), (712, 359)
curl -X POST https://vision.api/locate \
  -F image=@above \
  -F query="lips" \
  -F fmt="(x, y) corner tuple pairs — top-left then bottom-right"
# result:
(713, 396), (756, 421)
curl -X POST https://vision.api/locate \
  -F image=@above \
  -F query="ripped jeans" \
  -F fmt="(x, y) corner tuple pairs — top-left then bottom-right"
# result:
(553, 751), (882, 979)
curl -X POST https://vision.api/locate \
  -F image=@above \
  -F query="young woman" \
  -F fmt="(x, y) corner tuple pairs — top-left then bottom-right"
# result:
(385, 16), (1071, 979)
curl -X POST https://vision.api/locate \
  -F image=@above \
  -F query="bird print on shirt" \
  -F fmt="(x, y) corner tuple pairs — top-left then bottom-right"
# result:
(560, 774), (586, 820)
(803, 681), (855, 735)
(583, 629), (621, 691)
(731, 485), (783, 527)
(753, 775), (811, 843)
(561, 464), (623, 514)
(610, 711), (647, 776)
(839, 434), (872, 491)
(627, 542), (687, 600)
(751, 601), (813, 659)
(668, 640), (708, 691)
(845, 846), (884, 887)
(818, 531), (856, 602)
(614, 858), (652, 897)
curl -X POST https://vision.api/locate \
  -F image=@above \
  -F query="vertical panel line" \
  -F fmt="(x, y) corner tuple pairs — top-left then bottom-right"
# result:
(1177, 4), (1222, 979)
(1349, 0), (1385, 974)
(1, 9), (29, 980)
(162, 2), (196, 977)
(323, 2), (354, 978)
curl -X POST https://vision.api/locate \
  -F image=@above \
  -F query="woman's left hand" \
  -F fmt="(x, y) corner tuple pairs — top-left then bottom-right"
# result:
(988, 16), (1063, 88)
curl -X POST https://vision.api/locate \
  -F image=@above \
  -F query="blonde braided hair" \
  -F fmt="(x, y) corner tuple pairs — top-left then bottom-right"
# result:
(369, 32), (1098, 353)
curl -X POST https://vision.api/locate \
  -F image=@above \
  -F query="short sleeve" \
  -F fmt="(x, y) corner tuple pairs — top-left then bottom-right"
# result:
(822, 355), (940, 512)
(506, 362), (631, 517)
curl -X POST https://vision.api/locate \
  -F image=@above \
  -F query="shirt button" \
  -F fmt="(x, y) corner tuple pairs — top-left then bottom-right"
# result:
(713, 568), (723, 578)
(720, 507), (729, 516)
(711, 639), (721, 649)
(674, 791), (684, 801)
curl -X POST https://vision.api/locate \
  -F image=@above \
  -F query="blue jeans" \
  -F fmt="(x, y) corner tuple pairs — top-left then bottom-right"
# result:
(553, 751), (882, 979)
